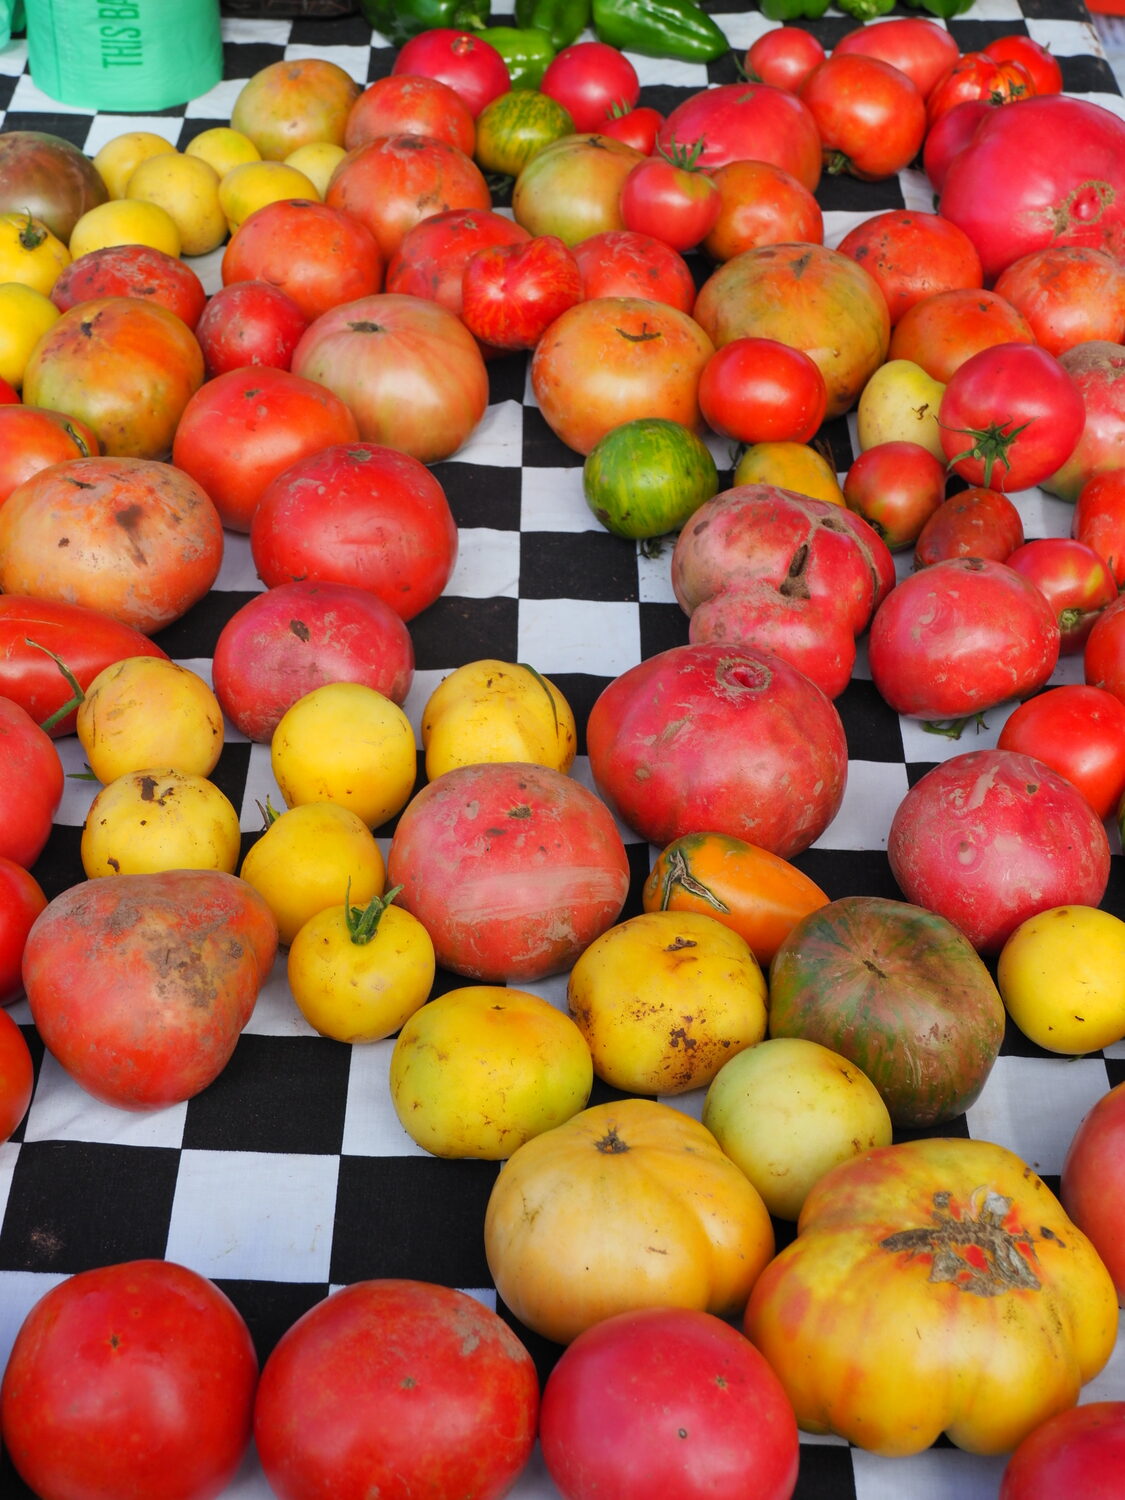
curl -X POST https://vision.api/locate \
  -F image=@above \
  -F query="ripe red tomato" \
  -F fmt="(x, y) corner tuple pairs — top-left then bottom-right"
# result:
(1074, 470), (1125, 586)
(1000, 1401), (1125, 1498)
(344, 72), (476, 154)
(889, 286), (1034, 383)
(701, 158), (823, 261)
(50, 243), (207, 328)
(992, 245), (1125, 357)
(913, 486), (1024, 568)
(698, 336), (827, 445)
(221, 198), (384, 321)
(539, 40), (640, 132)
(461, 233), (582, 350)
(744, 26), (825, 92)
(0, 1259), (258, 1500)
(385, 205), (531, 336)
(194, 280), (310, 377)
(922, 97), (993, 192)
(998, 685), (1125, 820)
(843, 441), (947, 551)
(1084, 592), (1125, 704)
(0, 695), (65, 869)
(620, 147), (721, 253)
(0, 1004), (33, 1142)
(600, 102), (663, 154)
(540, 1307), (800, 1500)
(835, 209), (983, 325)
(0, 403), (99, 505)
(799, 53), (927, 182)
(832, 16), (959, 99)
(927, 51), (1036, 129)
(0, 856), (46, 1006)
(658, 81), (823, 189)
(939, 342), (1086, 491)
(1061, 1083), (1125, 1303)
(985, 34), (1064, 97)
(1005, 538), (1119, 654)
(390, 27), (510, 116)
(572, 229), (696, 314)
(254, 1279), (538, 1500)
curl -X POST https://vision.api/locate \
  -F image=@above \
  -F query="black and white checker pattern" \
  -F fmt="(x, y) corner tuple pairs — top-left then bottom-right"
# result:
(2, 6), (1125, 1496)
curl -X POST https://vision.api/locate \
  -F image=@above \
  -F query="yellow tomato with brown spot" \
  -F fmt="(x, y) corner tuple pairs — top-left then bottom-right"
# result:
(80, 769), (241, 877)
(421, 659), (577, 780)
(76, 656), (224, 783)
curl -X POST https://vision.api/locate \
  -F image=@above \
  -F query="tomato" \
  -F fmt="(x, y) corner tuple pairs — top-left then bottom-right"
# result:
(50, 242), (206, 328)
(571, 229), (696, 314)
(0, 852), (45, 1001)
(599, 101), (663, 154)
(76, 656), (224, 783)
(0, 403), (100, 506)
(993, 245), (1125, 357)
(985, 34), (1064, 97)
(539, 40), (640, 133)
(344, 72), (476, 154)
(843, 441), (946, 551)
(939, 342), (1086, 492)
(391, 28), (511, 116)
(194, 279), (310, 377)
(888, 286), (1034, 384)
(701, 158), (823, 262)
(583, 417), (718, 540)
(926, 51), (1036, 130)
(745, 26), (825, 92)
(922, 97), (993, 193)
(746, 1137), (1117, 1455)
(1006, 538), (1119, 654)
(231, 56), (358, 159)
(620, 147), (721, 253)
(688, 579), (856, 700)
(0, 209), (70, 295)
(250, 441), (458, 622)
(221, 197), (384, 321)
(1074, 470), (1125, 586)
(1002, 1403), (1125, 1497)
(81, 768), (242, 880)
(832, 16), (959, 99)
(421, 658), (577, 778)
(0, 129), (108, 242)
(836, 209), (983, 325)
(998, 685), (1125, 822)
(461, 233), (582, 350)
(658, 81), (822, 190)
(1042, 340), (1125, 502)
(385, 205), (531, 345)
(1062, 1081), (1125, 1303)
(799, 54), (927, 182)
(540, 1307), (800, 1500)
(292, 292), (489, 465)
(1, 1259), (258, 1500)
(512, 131), (643, 245)
(855, 357), (946, 459)
(472, 88), (575, 177)
(999, 905), (1125, 1054)
(0, 1005), (33, 1142)
(254, 1280), (538, 1500)
(698, 337), (826, 446)
(914, 486), (1024, 568)
(1086, 593), (1125, 704)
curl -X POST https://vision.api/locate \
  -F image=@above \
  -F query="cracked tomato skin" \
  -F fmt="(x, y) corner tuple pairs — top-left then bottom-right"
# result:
(744, 1137), (1118, 1458)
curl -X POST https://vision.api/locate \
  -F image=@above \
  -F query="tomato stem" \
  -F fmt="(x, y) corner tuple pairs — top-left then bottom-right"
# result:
(344, 880), (404, 945)
(940, 418), (1031, 490)
(24, 637), (86, 732)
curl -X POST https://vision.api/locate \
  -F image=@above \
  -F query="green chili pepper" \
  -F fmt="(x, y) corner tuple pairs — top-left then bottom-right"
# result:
(359, 0), (491, 47)
(834, 0), (896, 19)
(758, 0), (831, 19)
(514, 0), (591, 52)
(484, 25), (557, 88)
(591, 0), (729, 64)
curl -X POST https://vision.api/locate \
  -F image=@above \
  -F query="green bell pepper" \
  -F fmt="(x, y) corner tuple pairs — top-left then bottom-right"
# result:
(359, 0), (491, 47)
(591, 0), (729, 64)
(835, 0), (896, 19)
(758, 0), (831, 19)
(902, 0), (975, 18)
(484, 25), (557, 88)
(514, 0), (591, 52)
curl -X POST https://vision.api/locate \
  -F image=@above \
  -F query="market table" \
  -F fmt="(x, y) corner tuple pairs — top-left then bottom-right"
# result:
(2, 4), (1125, 1496)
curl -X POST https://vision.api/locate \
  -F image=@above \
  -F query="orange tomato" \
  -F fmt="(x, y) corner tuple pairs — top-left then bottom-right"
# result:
(642, 831), (829, 966)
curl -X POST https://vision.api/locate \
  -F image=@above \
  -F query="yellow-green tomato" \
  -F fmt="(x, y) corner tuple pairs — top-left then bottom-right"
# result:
(287, 888), (435, 1043)
(702, 1037), (893, 1221)
(80, 768), (241, 878)
(855, 358), (946, 460)
(420, 659), (577, 780)
(566, 909), (767, 1096)
(389, 985), (594, 1159)
(998, 904), (1125, 1054)
(76, 655), (225, 783)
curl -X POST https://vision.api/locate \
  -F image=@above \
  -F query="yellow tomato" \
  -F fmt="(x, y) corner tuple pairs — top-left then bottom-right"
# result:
(421, 659), (577, 780)
(731, 440), (844, 506)
(93, 130), (178, 200)
(0, 211), (71, 295)
(185, 126), (262, 179)
(217, 161), (320, 235)
(855, 358), (946, 459)
(76, 657), (225, 783)
(287, 887), (435, 1043)
(0, 283), (59, 388)
(81, 769), (241, 878)
(125, 152), (227, 257)
(389, 985), (594, 1159)
(69, 198), (182, 260)
(283, 142), (347, 199)
(239, 801), (386, 947)
(998, 904), (1125, 1053)
(567, 909), (768, 1095)
(271, 682), (418, 831)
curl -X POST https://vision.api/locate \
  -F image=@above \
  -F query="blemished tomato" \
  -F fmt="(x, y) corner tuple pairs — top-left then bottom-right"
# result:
(539, 40), (640, 132)
(0, 403), (99, 505)
(461, 233), (582, 350)
(0, 856), (46, 1005)
(50, 242), (206, 328)
(619, 147), (721, 253)
(658, 81), (822, 190)
(985, 34), (1064, 97)
(571, 229), (696, 314)
(1001, 1402), (1125, 1498)
(390, 28), (510, 117)
(832, 16), (959, 99)
(992, 246), (1125, 357)
(843, 441), (947, 551)
(1086, 593), (1125, 704)
(799, 53), (927, 182)
(914, 486), (1024, 568)
(888, 286), (1034, 384)
(998, 685), (1125, 821)
(1005, 538), (1119, 654)
(194, 279), (310, 377)
(0, 1259), (258, 1500)
(599, 102), (663, 154)
(926, 51), (1037, 129)
(540, 1307), (800, 1500)
(836, 209), (983, 325)
(697, 337), (827, 446)
(221, 197), (384, 321)
(0, 1005), (33, 1141)
(1074, 470), (1125, 586)
(344, 72), (476, 154)
(745, 26), (825, 92)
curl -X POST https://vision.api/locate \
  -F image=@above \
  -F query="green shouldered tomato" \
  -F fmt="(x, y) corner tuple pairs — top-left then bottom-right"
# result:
(583, 417), (719, 540)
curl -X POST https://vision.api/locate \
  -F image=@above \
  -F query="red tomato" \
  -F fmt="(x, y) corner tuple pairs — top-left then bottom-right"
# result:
(171, 365), (360, 533)
(658, 81), (823, 189)
(539, 40), (639, 133)
(992, 246), (1125, 357)
(1074, 470), (1125, 587)
(344, 72), (476, 153)
(1005, 537), (1119, 654)
(249, 442), (458, 622)
(985, 34), (1064, 97)
(461, 233), (582, 350)
(620, 148), (721, 253)
(701, 158), (823, 261)
(1061, 1082), (1125, 1303)
(835, 209), (982, 325)
(889, 286), (1034, 384)
(0, 1259), (258, 1500)
(390, 28), (510, 116)
(799, 53), (927, 182)
(922, 97), (993, 192)
(254, 1280), (538, 1500)
(600, 102), (663, 154)
(50, 243), (207, 328)
(832, 16), (960, 99)
(938, 342), (1086, 492)
(540, 1307), (800, 1500)
(697, 336), (827, 445)
(998, 685), (1125, 820)
(927, 51), (1036, 129)
(1084, 592), (1125, 704)
(689, 581), (857, 701)
(1001, 1402), (1125, 1498)
(0, 403), (100, 506)
(0, 1005), (33, 1142)
(843, 441), (947, 551)
(0, 856), (46, 1006)
(744, 26), (825, 92)
(221, 198), (384, 321)
(385, 205), (531, 333)
(572, 229), (696, 314)
(913, 486), (1024, 568)
(194, 280), (310, 378)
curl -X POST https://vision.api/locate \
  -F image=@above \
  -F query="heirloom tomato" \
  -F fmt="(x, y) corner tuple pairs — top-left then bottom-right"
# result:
(540, 1307), (800, 1500)
(461, 233), (582, 350)
(391, 27), (511, 116)
(698, 337), (827, 445)
(0, 1004), (33, 1140)
(658, 81), (822, 189)
(1001, 1402), (1125, 1499)
(832, 16), (958, 99)
(993, 246), (1125, 357)
(926, 51), (1036, 129)
(843, 441), (946, 551)
(473, 89), (576, 178)
(1061, 1081), (1125, 1303)
(798, 54), (926, 182)
(344, 72), (475, 154)
(1042, 340), (1125, 502)
(836, 209), (983, 325)
(0, 856), (47, 1003)
(231, 55), (358, 158)
(730, 439), (844, 507)
(221, 198), (384, 322)
(571, 229), (696, 313)
(76, 655), (224, 783)
(745, 26), (825, 93)
(421, 658), (576, 779)
(1, 1260), (258, 1500)
(194, 280), (310, 377)
(0, 403), (99, 505)
(1074, 470), (1125, 586)
(50, 242), (206, 327)
(985, 34), (1064, 96)
(0, 209), (69, 295)
(484, 1098), (775, 1345)
(913, 486), (1023, 568)
(888, 287), (1034, 384)
(687, 580), (856, 701)
(80, 768), (242, 879)
(998, 905), (1125, 1055)
(619, 145), (720, 253)
(998, 685), (1125, 821)
(701, 158), (823, 262)
(0, 128), (108, 242)
(1005, 537), (1118, 653)
(511, 131), (643, 245)
(385, 205), (531, 339)
(582, 416), (718, 540)
(745, 1137), (1118, 1455)
(539, 40), (640, 132)
(922, 98), (993, 193)
(854, 357), (945, 459)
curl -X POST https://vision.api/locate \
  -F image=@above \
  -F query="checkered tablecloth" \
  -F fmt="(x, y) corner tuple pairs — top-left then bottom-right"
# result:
(2, 5), (1124, 1496)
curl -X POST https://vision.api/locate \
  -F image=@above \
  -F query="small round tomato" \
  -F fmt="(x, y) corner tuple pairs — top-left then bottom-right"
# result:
(0, 1005), (33, 1142)
(390, 28), (510, 116)
(0, 857), (47, 1006)
(985, 34), (1064, 97)
(194, 280), (309, 378)
(998, 684), (1125, 821)
(843, 441), (947, 551)
(1005, 537), (1119, 653)
(745, 27), (825, 92)
(701, 158), (823, 261)
(698, 336), (827, 446)
(1074, 470), (1125, 587)
(620, 145), (721, 253)
(926, 51), (1036, 129)
(913, 486), (1024, 567)
(600, 102), (663, 155)
(539, 40), (640, 133)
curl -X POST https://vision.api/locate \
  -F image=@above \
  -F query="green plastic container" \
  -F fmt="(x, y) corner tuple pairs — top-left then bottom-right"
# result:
(25, 0), (222, 112)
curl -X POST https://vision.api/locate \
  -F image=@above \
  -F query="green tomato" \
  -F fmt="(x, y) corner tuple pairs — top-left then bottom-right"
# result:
(473, 89), (574, 179)
(583, 417), (719, 540)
